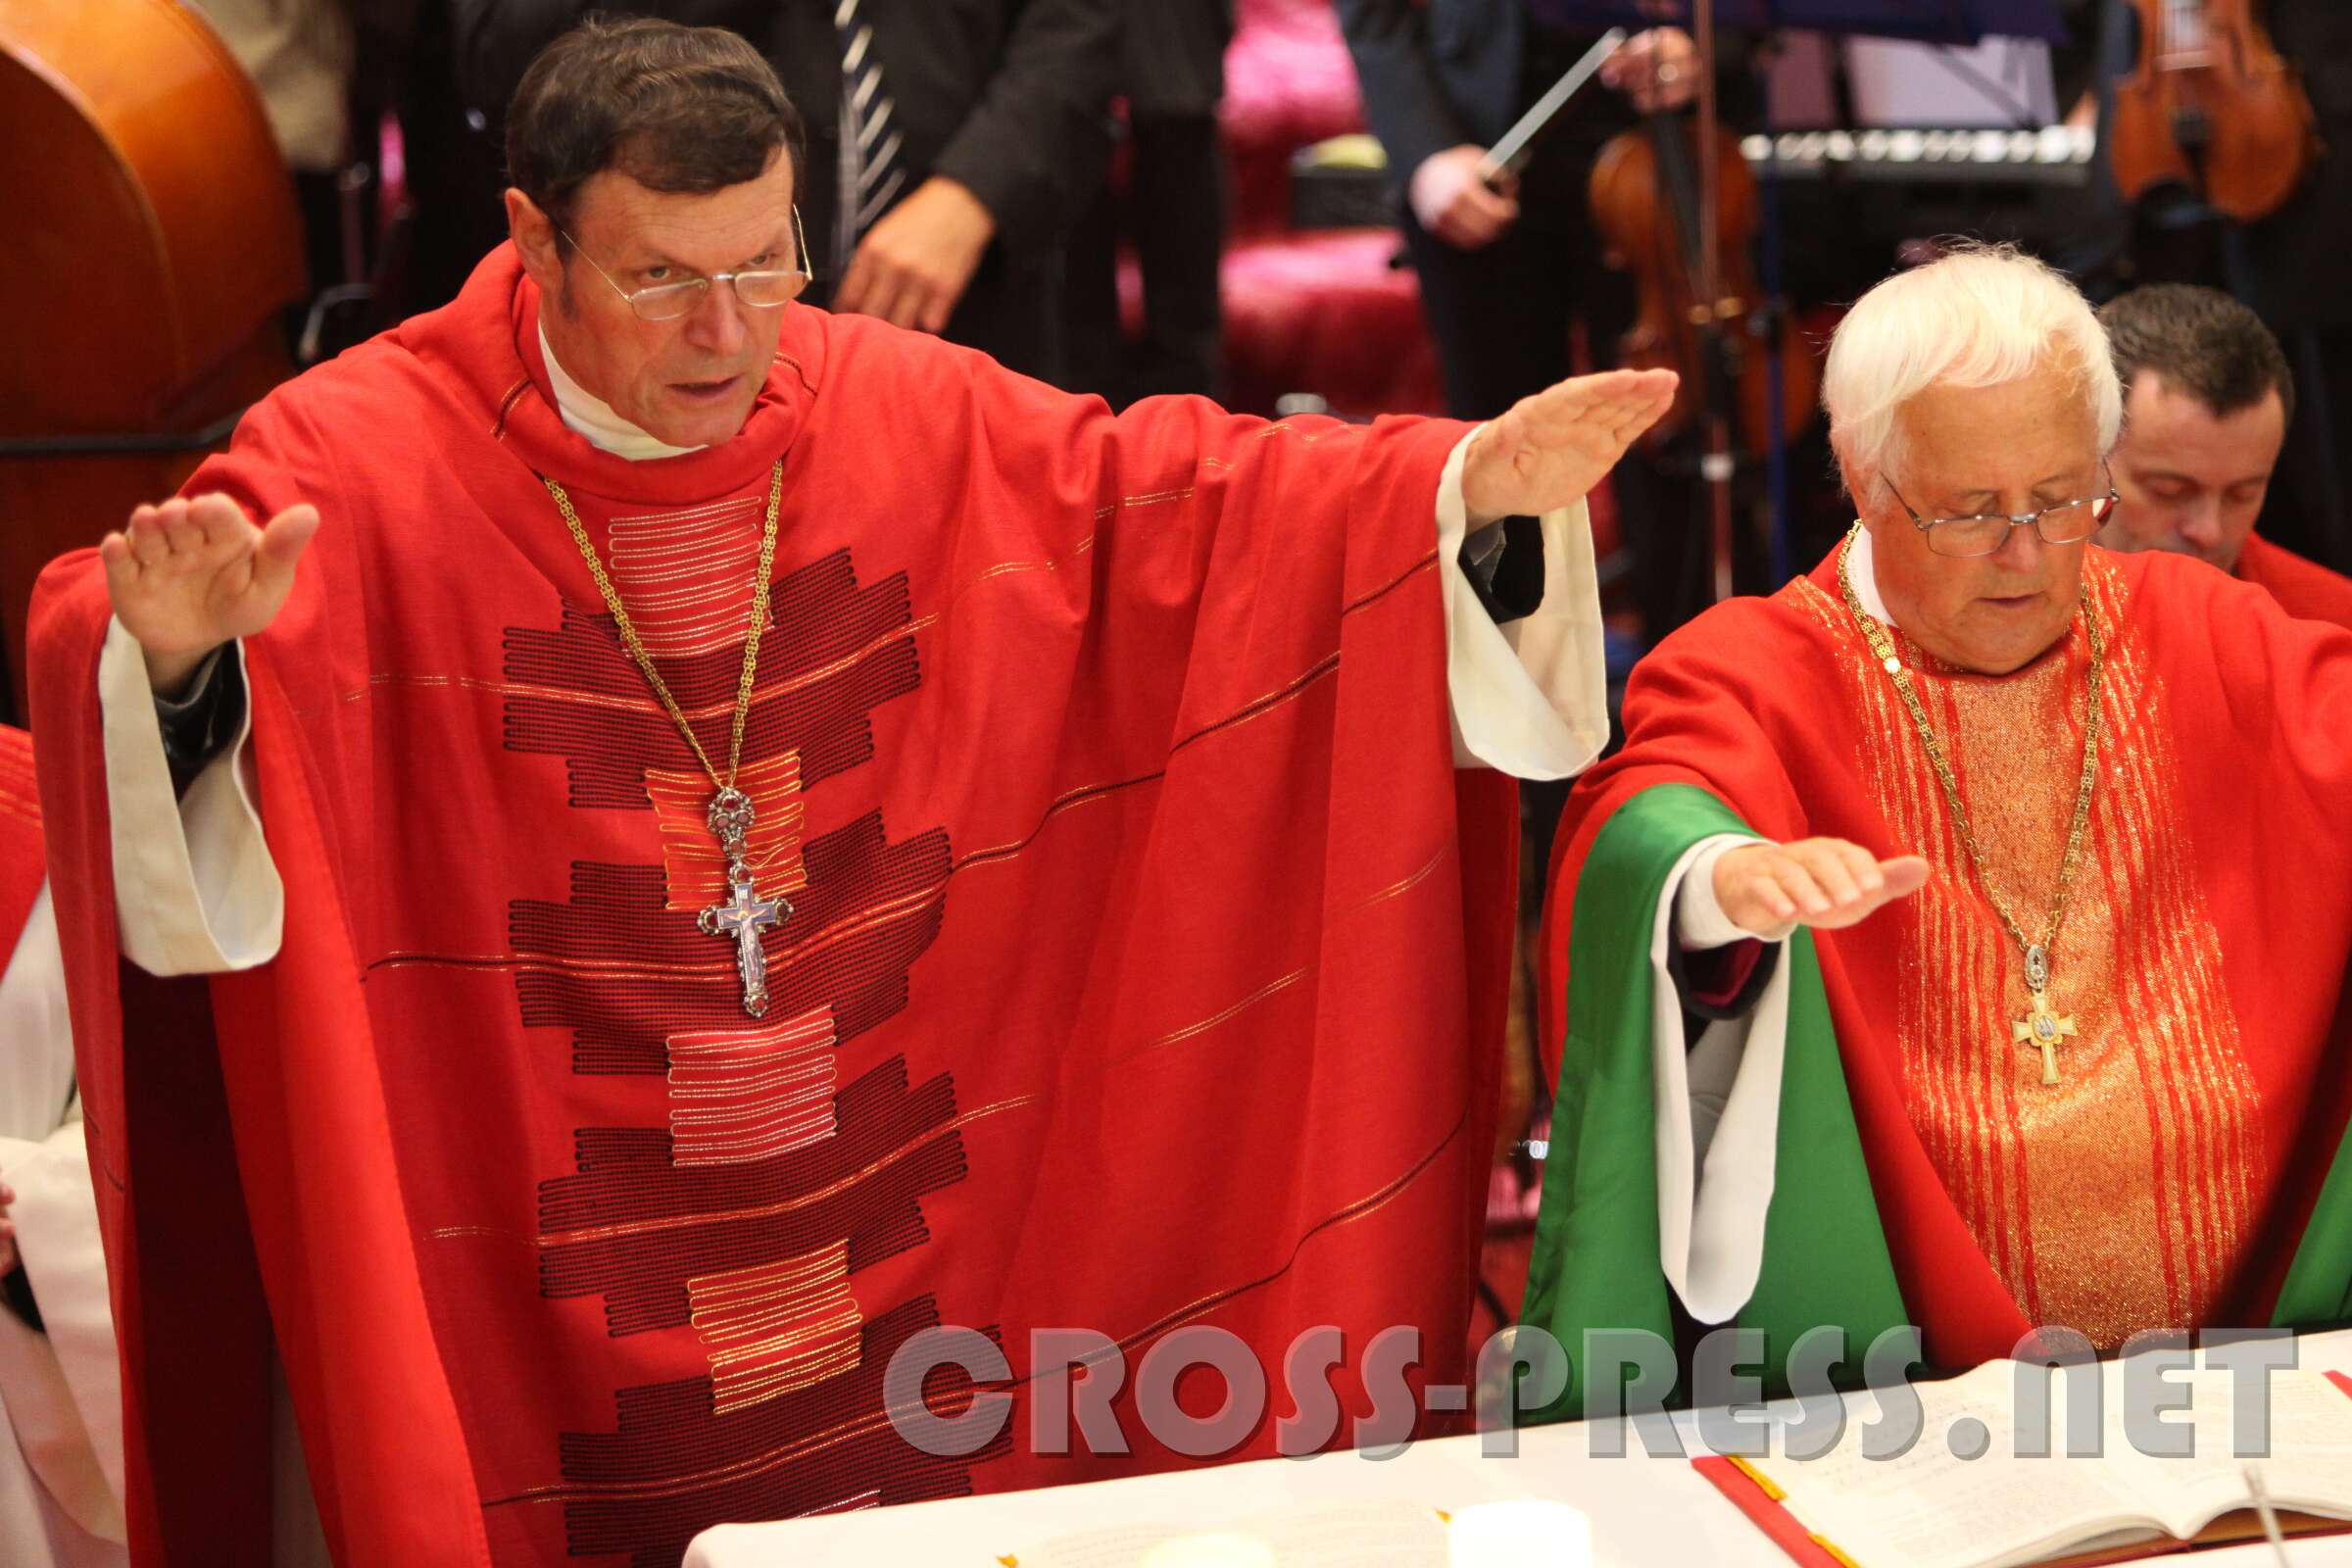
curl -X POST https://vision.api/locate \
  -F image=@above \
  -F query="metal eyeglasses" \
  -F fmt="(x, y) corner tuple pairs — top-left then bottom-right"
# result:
(1885, 467), (2121, 560)
(559, 207), (812, 322)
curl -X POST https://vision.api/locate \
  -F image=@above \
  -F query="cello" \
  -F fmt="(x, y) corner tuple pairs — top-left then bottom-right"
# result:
(2107, 0), (2319, 221)
(0, 0), (306, 721)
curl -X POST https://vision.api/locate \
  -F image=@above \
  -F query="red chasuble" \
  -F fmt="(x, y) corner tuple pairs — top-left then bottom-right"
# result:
(2236, 531), (2352, 631)
(29, 247), (1516, 1567)
(1538, 543), (2352, 1377)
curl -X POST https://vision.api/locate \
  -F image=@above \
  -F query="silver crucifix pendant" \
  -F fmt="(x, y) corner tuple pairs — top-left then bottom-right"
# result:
(696, 788), (790, 1017)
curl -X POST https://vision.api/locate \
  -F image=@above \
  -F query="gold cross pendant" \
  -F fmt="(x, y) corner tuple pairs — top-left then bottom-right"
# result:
(2011, 989), (2077, 1085)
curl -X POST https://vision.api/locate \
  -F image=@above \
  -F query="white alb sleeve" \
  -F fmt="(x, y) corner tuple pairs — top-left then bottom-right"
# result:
(98, 621), (281, 974)
(1432, 428), (1611, 779)
(1648, 836), (1793, 1324)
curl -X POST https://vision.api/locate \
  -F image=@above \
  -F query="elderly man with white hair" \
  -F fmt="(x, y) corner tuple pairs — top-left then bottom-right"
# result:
(1517, 244), (2352, 1413)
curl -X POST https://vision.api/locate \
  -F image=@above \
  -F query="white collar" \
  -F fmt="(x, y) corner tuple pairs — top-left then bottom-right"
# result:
(538, 322), (706, 462)
(1844, 523), (1898, 629)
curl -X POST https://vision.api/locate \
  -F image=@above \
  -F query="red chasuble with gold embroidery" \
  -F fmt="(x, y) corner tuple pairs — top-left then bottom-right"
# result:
(1531, 544), (2352, 1389)
(27, 248), (1516, 1566)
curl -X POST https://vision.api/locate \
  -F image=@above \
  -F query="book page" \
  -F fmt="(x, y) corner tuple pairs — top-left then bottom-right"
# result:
(1234, 1503), (1451, 1566)
(1003, 1502), (1450, 1568)
(2095, 1365), (2352, 1539)
(1002, 1524), (1184, 1568)
(1748, 1361), (2157, 1568)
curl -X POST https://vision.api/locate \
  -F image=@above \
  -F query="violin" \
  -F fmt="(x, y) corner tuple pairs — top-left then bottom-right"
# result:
(1588, 112), (1820, 458)
(0, 0), (305, 718)
(2108, 0), (2319, 222)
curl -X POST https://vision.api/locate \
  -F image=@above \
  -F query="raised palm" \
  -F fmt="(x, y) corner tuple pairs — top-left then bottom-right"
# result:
(101, 494), (318, 691)
(1459, 368), (1680, 520)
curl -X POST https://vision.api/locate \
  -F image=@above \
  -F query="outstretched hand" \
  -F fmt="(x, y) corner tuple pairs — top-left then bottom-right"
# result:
(1714, 838), (1931, 936)
(1459, 368), (1680, 520)
(101, 493), (319, 696)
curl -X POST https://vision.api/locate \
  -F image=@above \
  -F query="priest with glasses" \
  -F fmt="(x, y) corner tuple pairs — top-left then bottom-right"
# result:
(1525, 245), (2352, 1412)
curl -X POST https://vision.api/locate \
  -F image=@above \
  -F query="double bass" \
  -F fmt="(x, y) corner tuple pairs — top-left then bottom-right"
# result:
(2108, 0), (2320, 221)
(0, 0), (306, 720)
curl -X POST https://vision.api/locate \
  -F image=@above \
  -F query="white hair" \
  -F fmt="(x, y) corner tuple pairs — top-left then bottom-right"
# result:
(1822, 243), (2122, 490)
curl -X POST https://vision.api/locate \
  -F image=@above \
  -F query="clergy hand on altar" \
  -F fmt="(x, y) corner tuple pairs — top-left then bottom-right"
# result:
(101, 493), (321, 697)
(1712, 838), (1932, 936)
(1460, 368), (1681, 519)
(833, 175), (996, 333)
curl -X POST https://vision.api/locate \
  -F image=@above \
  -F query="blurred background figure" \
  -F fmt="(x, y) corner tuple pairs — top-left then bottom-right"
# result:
(1062, 0), (1237, 406)
(446, 0), (1117, 381)
(2098, 283), (2352, 628)
(181, 0), (359, 296)
(0, 725), (124, 1568)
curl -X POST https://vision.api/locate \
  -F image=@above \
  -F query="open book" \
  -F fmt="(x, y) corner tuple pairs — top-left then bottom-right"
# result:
(997, 1502), (1452, 1568)
(1721, 1354), (2352, 1568)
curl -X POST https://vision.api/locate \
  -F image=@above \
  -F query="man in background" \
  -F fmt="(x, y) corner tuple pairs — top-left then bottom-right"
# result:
(2098, 283), (2352, 629)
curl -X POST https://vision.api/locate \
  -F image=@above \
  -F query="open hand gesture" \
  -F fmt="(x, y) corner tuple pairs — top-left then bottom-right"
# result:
(1714, 838), (1931, 936)
(1460, 368), (1680, 519)
(101, 494), (318, 695)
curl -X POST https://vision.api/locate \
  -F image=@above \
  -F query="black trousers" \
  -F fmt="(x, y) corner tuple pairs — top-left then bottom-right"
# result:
(1062, 113), (1228, 405)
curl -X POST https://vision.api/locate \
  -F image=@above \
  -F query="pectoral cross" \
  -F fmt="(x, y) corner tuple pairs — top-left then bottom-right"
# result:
(2011, 990), (2077, 1085)
(702, 870), (785, 1017)
(696, 787), (789, 1018)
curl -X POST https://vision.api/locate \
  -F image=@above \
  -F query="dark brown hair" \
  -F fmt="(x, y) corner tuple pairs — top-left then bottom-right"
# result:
(506, 15), (805, 246)
(2099, 283), (2296, 426)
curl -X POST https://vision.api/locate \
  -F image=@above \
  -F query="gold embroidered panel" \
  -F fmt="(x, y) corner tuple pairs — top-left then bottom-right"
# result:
(1795, 560), (2261, 1348)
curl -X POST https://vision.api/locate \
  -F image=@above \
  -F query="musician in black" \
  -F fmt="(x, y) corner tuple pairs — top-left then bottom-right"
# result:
(1333, 2), (1762, 647)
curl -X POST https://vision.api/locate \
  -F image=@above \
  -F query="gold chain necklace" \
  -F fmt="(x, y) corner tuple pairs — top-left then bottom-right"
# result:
(543, 460), (787, 1017)
(1834, 523), (2105, 1085)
